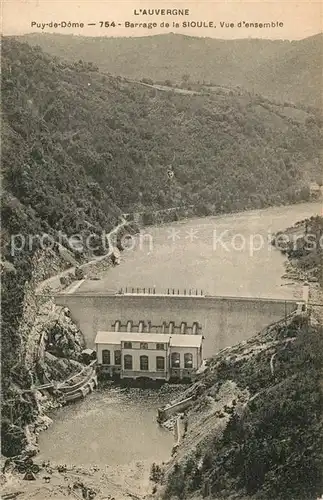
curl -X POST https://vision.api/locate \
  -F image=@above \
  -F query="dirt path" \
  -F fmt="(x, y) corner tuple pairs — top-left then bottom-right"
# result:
(124, 78), (202, 96)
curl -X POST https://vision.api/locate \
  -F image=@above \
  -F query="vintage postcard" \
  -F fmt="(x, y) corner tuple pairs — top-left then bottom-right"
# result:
(1, 1), (322, 499)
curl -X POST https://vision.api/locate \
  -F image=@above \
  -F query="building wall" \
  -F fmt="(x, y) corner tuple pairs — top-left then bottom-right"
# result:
(169, 346), (199, 369)
(122, 347), (168, 374)
(55, 293), (299, 356)
(96, 343), (120, 365)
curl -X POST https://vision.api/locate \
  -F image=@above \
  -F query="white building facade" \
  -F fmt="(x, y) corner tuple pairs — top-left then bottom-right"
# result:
(95, 331), (203, 382)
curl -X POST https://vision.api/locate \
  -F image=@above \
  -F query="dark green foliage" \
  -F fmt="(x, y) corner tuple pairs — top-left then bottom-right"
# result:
(150, 462), (164, 483)
(1, 420), (27, 457)
(142, 211), (155, 226)
(2, 38), (322, 228)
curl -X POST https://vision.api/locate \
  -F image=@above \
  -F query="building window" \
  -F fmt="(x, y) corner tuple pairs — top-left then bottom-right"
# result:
(156, 343), (165, 350)
(102, 349), (111, 365)
(168, 322), (174, 334)
(124, 354), (133, 370)
(124, 342), (132, 349)
(156, 356), (165, 371)
(114, 350), (121, 365)
(140, 342), (148, 349)
(184, 353), (193, 368)
(140, 355), (149, 371)
(126, 321), (132, 332)
(171, 352), (180, 368)
(115, 320), (120, 332)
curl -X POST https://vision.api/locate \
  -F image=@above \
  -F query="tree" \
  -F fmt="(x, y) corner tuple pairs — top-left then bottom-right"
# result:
(181, 73), (190, 85)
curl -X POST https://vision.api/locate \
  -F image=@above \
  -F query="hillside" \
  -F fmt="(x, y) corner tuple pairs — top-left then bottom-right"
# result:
(156, 315), (323, 500)
(2, 37), (322, 228)
(16, 32), (323, 108)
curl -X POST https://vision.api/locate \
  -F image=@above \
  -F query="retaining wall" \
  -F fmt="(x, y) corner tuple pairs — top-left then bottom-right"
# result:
(158, 397), (194, 422)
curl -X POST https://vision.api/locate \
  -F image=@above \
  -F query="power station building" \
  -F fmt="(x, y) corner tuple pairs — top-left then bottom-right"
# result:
(95, 330), (204, 381)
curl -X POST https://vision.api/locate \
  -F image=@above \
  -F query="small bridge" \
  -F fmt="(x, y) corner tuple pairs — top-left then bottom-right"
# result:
(22, 382), (56, 393)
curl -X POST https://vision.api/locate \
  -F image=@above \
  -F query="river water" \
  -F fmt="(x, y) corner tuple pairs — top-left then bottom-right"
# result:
(39, 202), (322, 471)
(38, 384), (183, 467)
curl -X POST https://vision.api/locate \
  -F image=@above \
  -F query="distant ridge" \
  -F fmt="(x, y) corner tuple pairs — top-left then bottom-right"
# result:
(15, 32), (323, 108)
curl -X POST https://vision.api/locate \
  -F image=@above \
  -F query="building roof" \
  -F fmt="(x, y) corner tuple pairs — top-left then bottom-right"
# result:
(82, 348), (96, 355)
(95, 331), (203, 348)
(170, 334), (203, 348)
(95, 331), (171, 345)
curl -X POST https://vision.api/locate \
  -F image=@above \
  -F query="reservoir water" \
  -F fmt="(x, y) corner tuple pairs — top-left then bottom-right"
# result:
(80, 201), (322, 299)
(39, 202), (322, 474)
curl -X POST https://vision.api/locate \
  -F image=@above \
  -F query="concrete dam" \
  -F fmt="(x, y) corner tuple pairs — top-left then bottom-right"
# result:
(54, 286), (302, 356)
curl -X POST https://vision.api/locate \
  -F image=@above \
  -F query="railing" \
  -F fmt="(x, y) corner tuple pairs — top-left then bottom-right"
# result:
(117, 287), (204, 296)
(121, 370), (168, 379)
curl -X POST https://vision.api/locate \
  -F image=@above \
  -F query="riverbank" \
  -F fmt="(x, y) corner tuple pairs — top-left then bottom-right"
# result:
(271, 213), (323, 324)
(1, 459), (151, 500)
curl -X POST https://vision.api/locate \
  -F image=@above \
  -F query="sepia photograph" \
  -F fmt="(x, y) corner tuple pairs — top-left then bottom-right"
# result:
(1, 1), (323, 499)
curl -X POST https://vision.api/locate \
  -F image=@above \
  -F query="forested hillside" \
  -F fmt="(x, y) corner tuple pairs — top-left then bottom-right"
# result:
(2, 37), (322, 231)
(17, 32), (323, 108)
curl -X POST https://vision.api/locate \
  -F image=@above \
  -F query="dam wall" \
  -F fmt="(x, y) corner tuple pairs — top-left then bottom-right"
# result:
(54, 293), (299, 356)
